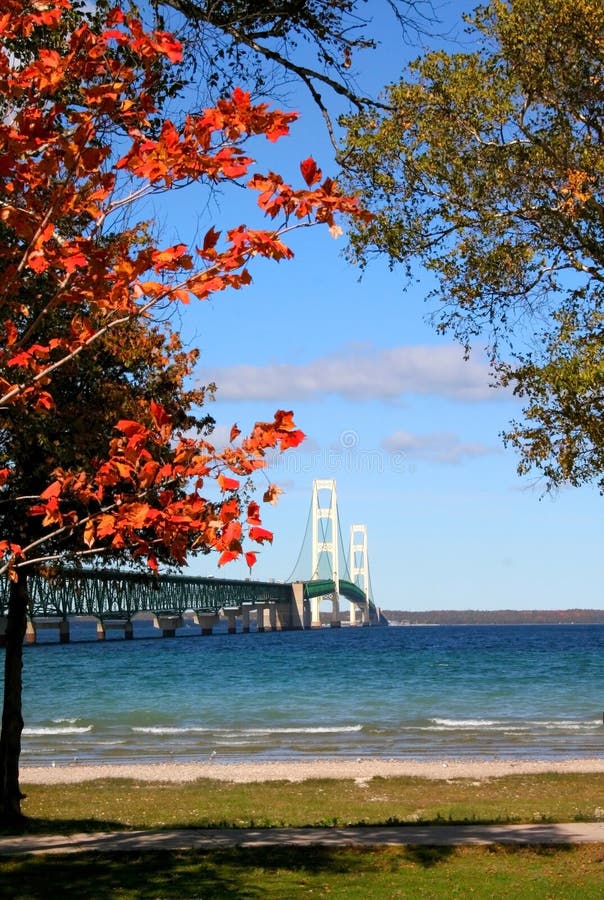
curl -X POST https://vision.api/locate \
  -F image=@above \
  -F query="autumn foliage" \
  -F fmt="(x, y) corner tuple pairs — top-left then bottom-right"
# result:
(343, 0), (604, 491)
(0, 0), (367, 578)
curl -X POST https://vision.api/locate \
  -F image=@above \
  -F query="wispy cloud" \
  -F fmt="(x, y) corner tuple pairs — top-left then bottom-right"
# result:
(382, 430), (499, 465)
(203, 344), (503, 403)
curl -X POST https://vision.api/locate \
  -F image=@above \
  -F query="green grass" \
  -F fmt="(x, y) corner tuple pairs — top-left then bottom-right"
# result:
(1, 845), (604, 898)
(3, 775), (604, 897)
(11, 772), (604, 834)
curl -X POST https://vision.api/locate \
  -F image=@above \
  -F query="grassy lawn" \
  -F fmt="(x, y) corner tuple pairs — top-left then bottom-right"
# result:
(1, 774), (604, 897)
(11, 772), (604, 833)
(1, 845), (604, 898)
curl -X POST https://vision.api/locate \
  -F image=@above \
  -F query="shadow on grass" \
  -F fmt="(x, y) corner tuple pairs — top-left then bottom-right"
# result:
(0, 814), (509, 837)
(0, 846), (458, 899)
(0, 818), (130, 837)
(403, 845), (456, 867)
(0, 843), (583, 900)
(1, 849), (245, 899)
(1, 810), (577, 837)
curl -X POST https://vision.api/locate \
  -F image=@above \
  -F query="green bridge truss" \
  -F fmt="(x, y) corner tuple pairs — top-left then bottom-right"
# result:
(0, 568), (380, 621)
(0, 568), (292, 620)
(303, 579), (382, 624)
(304, 579), (366, 604)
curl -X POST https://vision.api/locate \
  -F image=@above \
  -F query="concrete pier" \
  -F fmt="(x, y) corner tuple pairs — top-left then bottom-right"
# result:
(195, 612), (219, 636)
(257, 605), (273, 632)
(96, 619), (133, 640)
(290, 584), (305, 630)
(25, 618), (70, 644)
(223, 607), (240, 634)
(155, 615), (183, 637)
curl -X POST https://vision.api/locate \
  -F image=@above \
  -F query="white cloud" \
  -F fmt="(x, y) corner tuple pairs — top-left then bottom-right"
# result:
(204, 344), (504, 403)
(204, 422), (232, 451)
(382, 430), (498, 465)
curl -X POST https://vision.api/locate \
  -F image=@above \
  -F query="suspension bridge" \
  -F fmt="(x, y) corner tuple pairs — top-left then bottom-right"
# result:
(0, 480), (386, 644)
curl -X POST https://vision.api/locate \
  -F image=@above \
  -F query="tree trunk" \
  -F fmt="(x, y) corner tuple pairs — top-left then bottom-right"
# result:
(0, 575), (28, 827)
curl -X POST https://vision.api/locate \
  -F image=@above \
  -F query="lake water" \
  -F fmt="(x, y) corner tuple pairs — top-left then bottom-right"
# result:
(3, 623), (604, 766)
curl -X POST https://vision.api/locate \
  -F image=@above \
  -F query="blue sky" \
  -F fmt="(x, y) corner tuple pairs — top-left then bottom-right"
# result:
(159, 1), (602, 610)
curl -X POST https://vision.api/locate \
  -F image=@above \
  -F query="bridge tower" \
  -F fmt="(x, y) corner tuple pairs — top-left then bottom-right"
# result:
(349, 524), (370, 626)
(310, 479), (340, 627)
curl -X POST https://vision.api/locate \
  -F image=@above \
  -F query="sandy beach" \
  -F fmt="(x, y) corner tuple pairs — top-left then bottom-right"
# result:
(19, 757), (604, 785)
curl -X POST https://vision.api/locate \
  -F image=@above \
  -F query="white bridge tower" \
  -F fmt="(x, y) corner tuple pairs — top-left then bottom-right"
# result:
(349, 524), (370, 626)
(310, 479), (340, 627)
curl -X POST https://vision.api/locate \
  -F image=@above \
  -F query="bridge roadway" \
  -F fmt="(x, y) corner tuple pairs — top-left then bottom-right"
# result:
(0, 568), (381, 643)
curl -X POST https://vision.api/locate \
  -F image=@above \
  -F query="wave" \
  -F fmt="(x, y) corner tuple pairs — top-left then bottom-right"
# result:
(431, 718), (499, 728)
(427, 717), (599, 731)
(238, 726), (363, 736)
(417, 725), (529, 733)
(131, 726), (210, 735)
(131, 724), (363, 736)
(23, 725), (93, 736)
(540, 720), (601, 730)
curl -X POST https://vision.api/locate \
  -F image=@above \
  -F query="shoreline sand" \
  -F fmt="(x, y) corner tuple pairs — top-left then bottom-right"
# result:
(19, 757), (604, 784)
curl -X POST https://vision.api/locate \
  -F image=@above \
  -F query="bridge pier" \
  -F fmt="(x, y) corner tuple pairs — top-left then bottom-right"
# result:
(310, 596), (322, 629)
(96, 619), (133, 640)
(330, 593), (341, 628)
(309, 593), (342, 628)
(25, 618), (70, 644)
(223, 607), (240, 634)
(350, 603), (369, 626)
(257, 605), (269, 632)
(270, 604), (282, 631)
(257, 603), (282, 632)
(195, 612), (219, 636)
(265, 605), (276, 631)
(274, 599), (295, 630)
(290, 584), (305, 630)
(0, 616), (6, 648)
(155, 615), (183, 637)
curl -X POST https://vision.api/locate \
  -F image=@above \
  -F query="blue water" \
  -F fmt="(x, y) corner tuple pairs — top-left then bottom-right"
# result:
(4, 624), (604, 765)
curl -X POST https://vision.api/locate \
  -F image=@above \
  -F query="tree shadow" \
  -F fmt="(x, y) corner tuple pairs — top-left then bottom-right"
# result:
(0, 817), (130, 837)
(0, 845), (463, 899)
(0, 849), (246, 899)
(402, 844), (456, 867)
(0, 838), (582, 898)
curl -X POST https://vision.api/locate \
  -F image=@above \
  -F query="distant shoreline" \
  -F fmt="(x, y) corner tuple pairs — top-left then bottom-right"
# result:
(382, 610), (604, 626)
(20, 757), (604, 785)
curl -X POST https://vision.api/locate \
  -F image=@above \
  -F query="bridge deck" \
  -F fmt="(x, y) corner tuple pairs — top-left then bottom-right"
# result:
(0, 568), (380, 632)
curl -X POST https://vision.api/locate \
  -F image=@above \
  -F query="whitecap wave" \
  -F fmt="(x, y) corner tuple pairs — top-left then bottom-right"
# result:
(24, 725), (93, 736)
(239, 725), (363, 736)
(430, 718), (499, 728)
(132, 724), (362, 736)
(426, 717), (598, 732)
(131, 726), (210, 735)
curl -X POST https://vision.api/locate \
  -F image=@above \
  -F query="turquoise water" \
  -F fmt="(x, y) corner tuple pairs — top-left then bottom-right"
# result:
(4, 624), (604, 765)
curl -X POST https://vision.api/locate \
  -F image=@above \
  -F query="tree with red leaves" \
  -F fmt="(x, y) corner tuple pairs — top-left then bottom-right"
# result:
(0, 0), (367, 824)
